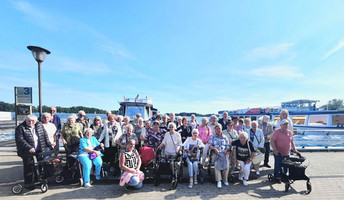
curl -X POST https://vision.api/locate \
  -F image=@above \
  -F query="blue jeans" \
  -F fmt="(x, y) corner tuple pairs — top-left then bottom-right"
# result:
(273, 154), (289, 178)
(127, 176), (143, 189)
(79, 155), (102, 184)
(186, 157), (198, 177)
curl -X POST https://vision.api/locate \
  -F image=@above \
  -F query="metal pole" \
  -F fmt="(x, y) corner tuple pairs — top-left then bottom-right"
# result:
(38, 61), (42, 120)
(15, 87), (17, 126)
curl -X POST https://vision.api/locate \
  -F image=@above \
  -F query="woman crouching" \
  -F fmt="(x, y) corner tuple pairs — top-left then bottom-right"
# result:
(78, 128), (103, 187)
(119, 139), (144, 189)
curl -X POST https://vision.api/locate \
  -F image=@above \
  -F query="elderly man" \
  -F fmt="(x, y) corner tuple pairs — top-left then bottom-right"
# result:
(218, 112), (231, 130)
(15, 114), (52, 189)
(271, 119), (299, 181)
(76, 110), (90, 132)
(259, 115), (274, 168)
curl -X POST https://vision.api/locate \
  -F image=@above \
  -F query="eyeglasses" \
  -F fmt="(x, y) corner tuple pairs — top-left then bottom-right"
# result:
(95, 119), (100, 121)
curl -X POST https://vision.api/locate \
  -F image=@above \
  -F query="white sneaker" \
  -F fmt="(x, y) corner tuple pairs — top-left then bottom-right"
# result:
(188, 182), (193, 189)
(223, 182), (229, 186)
(243, 180), (248, 186)
(256, 171), (260, 175)
(217, 181), (222, 188)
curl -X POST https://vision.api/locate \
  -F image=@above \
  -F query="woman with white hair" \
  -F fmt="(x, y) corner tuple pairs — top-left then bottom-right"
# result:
(243, 117), (251, 133)
(189, 114), (199, 130)
(41, 112), (57, 146)
(276, 109), (294, 131)
(117, 124), (139, 153)
(231, 132), (256, 186)
(198, 117), (212, 167)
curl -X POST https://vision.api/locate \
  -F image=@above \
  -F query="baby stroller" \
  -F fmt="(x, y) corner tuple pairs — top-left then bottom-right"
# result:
(154, 147), (183, 189)
(268, 153), (311, 194)
(12, 149), (62, 194)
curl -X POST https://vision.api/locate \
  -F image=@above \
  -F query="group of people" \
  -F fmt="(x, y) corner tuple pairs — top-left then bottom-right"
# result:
(15, 108), (298, 190)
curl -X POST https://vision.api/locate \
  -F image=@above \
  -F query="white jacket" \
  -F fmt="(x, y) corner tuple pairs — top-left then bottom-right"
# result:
(98, 122), (122, 148)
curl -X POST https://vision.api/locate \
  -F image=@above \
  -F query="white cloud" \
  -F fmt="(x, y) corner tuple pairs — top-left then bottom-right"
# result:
(244, 43), (295, 60)
(250, 65), (303, 79)
(322, 41), (344, 60)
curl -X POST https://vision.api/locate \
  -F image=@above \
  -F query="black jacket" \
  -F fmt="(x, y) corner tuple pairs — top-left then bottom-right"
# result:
(218, 118), (231, 130)
(15, 121), (52, 158)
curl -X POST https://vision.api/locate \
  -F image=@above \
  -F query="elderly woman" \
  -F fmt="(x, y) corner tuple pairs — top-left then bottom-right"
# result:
(160, 114), (169, 134)
(61, 115), (83, 154)
(158, 122), (182, 186)
(232, 132), (256, 186)
(222, 122), (239, 173)
(140, 120), (151, 141)
(276, 109), (294, 131)
(98, 114), (122, 173)
(198, 117), (212, 167)
(134, 117), (144, 148)
(179, 117), (192, 143)
(144, 121), (164, 148)
(91, 116), (104, 140)
(243, 117), (251, 133)
(117, 124), (139, 153)
(122, 116), (131, 135)
(189, 114), (199, 129)
(249, 121), (265, 175)
(78, 128), (103, 187)
(183, 129), (204, 188)
(207, 115), (217, 135)
(209, 124), (231, 188)
(41, 112), (57, 147)
(119, 139), (143, 189)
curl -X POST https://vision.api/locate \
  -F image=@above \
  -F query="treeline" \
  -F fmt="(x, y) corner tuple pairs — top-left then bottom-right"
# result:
(175, 112), (213, 117)
(0, 101), (117, 114)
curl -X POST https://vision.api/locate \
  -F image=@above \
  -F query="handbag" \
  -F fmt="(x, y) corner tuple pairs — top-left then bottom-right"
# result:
(187, 140), (199, 162)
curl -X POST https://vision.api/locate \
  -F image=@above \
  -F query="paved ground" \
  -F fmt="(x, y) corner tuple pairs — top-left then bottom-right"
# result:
(0, 150), (344, 200)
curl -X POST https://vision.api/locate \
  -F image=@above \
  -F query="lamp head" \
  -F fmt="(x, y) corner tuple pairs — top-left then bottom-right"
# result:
(27, 46), (51, 63)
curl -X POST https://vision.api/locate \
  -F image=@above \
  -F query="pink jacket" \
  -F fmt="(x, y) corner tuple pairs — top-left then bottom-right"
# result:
(198, 125), (212, 143)
(119, 171), (145, 186)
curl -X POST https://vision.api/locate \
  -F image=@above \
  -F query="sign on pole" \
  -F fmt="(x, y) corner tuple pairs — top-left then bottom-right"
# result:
(16, 87), (32, 103)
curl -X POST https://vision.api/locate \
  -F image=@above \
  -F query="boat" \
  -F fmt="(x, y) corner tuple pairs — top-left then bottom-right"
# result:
(218, 99), (344, 136)
(118, 95), (159, 121)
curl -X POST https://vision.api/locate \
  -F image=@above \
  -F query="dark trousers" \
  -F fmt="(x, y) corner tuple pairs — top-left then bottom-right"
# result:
(264, 142), (271, 165)
(274, 154), (289, 178)
(22, 156), (35, 185)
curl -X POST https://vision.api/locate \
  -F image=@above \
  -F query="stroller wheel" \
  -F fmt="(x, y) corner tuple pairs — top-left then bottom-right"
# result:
(285, 182), (290, 192)
(306, 181), (312, 194)
(12, 184), (23, 194)
(40, 183), (48, 193)
(54, 174), (64, 184)
(79, 178), (84, 187)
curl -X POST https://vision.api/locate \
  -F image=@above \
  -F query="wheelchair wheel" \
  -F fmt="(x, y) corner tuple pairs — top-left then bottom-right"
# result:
(306, 181), (312, 194)
(54, 174), (64, 184)
(40, 183), (48, 193)
(12, 184), (23, 194)
(285, 182), (290, 192)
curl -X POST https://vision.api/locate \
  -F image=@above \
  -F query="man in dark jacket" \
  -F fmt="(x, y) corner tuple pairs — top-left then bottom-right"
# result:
(218, 112), (231, 130)
(15, 114), (52, 189)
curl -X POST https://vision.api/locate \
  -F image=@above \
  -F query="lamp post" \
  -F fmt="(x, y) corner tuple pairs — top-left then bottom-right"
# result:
(27, 46), (51, 120)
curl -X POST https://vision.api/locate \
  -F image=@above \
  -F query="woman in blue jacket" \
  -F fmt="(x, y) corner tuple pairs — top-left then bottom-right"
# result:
(78, 128), (103, 187)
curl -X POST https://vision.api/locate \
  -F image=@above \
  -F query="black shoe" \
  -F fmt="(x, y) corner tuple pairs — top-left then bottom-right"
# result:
(264, 164), (271, 168)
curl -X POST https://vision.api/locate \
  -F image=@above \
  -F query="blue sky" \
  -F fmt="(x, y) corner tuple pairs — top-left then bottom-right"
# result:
(0, 0), (344, 114)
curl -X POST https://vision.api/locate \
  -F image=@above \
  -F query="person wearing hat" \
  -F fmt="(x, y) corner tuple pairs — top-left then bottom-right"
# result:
(270, 119), (299, 181)
(258, 115), (274, 168)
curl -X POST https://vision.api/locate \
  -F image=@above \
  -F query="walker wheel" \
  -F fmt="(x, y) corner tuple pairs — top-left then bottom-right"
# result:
(12, 184), (23, 194)
(40, 183), (48, 193)
(306, 181), (312, 194)
(268, 174), (273, 181)
(54, 174), (65, 184)
(229, 174), (235, 183)
(79, 178), (84, 186)
(285, 182), (290, 192)
(102, 170), (108, 179)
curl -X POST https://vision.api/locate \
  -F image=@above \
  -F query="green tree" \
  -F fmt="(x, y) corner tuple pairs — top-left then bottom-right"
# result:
(321, 99), (344, 110)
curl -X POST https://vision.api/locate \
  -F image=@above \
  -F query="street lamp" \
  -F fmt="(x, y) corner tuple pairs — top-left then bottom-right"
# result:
(27, 46), (51, 119)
